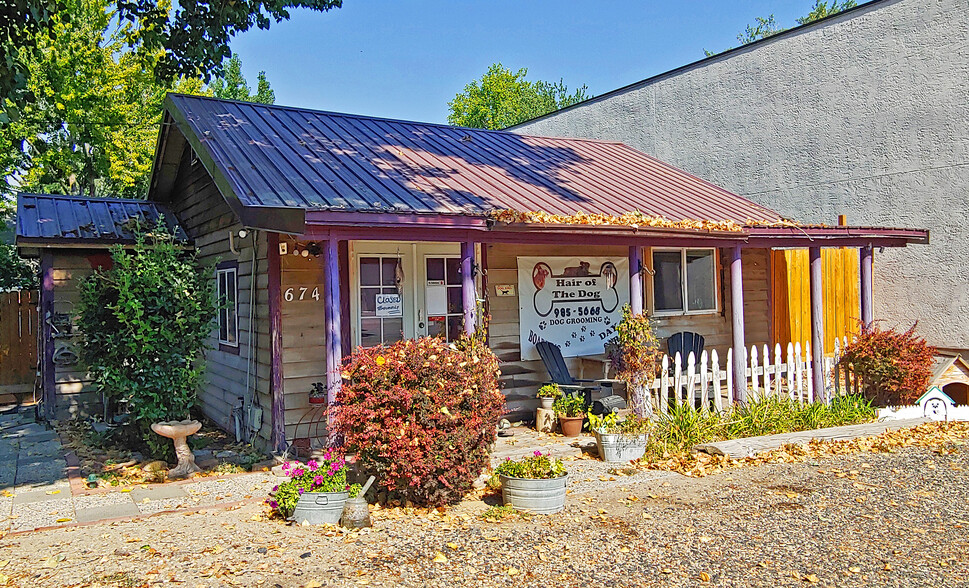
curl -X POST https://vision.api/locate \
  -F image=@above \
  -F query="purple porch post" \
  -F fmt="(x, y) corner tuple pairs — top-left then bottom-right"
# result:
(325, 238), (343, 405)
(628, 246), (643, 315)
(267, 233), (286, 453)
(462, 240), (476, 336)
(860, 245), (874, 329)
(809, 247), (826, 399)
(730, 246), (746, 402)
(40, 252), (55, 421)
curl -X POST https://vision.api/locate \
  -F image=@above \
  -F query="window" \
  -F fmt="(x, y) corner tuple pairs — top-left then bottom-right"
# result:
(425, 256), (464, 342)
(652, 248), (718, 314)
(216, 263), (239, 348)
(359, 256), (404, 347)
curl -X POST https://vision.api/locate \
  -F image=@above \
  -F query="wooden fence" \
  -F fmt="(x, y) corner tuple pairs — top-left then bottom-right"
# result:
(638, 337), (858, 415)
(0, 290), (39, 393)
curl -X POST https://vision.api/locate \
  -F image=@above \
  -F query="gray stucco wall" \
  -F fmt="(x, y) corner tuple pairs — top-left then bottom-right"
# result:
(514, 0), (969, 351)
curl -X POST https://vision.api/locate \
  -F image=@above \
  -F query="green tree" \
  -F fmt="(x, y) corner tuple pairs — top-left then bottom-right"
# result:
(209, 54), (276, 104)
(704, 1), (857, 56)
(0, 196), (36, 291)
(448, 63), (590, 130)
(0, 0), (340, 121)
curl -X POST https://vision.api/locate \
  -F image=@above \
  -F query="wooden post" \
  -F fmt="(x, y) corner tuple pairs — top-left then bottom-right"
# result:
(267, 233), (286, 454)
(629, 245), (643, 316)
(729, 245), (746, 402)
(325, 238), (343, 405)
(40, 252), (55, 421)
(809, 246), (825, 400)
(461, 240), (476, 336)
(860, 244), (874, 329)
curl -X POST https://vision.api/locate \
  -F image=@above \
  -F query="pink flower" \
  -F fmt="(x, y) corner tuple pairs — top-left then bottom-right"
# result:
(313, 475), (325, 486)
(308, 460), (319, 472)
(293, 468), (305, 477)
(533, 450), (543, 457)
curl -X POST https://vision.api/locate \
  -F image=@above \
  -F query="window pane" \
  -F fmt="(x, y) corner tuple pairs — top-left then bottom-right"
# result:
(445, 258), (461, 285)
(360, 318), (382, 348)
(427, 316), (446, 338)
(686, 250), (716, 311)
(447, 286), (463, 315)
(426, 258), (445, 282)
(360, 288), (377, 316)
(360, 257), (380, 286)
(447, 315), (463, 342)
(218, 307), (228, 342)
(381, 258), (399, 287)
(382, 318), (404, 343)
(653, 251), (683, 312)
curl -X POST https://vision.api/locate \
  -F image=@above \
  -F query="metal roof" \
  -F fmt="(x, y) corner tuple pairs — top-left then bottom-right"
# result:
(154, 94), (783, 230)
(16, 193), (188, 247)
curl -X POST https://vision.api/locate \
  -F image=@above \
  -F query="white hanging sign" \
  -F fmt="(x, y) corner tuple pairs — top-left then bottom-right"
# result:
(517, 256), (629, 361)
(375, 293), (403, 317)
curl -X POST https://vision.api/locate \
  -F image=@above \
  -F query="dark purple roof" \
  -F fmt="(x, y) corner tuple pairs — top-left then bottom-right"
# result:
(16, 193), (188, 246)
(153, 94), (783, 232)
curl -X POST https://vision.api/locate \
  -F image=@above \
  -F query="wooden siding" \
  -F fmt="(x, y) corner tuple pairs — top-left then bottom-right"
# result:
(167, 147), (271, 444)
(770, 248), (860, 355)
(485, 244), (771, 415)
(49, 253), (100, 418)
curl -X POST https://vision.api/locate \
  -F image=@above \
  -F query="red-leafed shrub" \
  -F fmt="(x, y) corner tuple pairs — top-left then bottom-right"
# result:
(837, 323), (936, 406)
(334, 336), (504, 506)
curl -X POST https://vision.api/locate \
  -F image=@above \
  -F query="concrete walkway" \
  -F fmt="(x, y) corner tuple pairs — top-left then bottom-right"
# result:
(0, 408), (276, 533)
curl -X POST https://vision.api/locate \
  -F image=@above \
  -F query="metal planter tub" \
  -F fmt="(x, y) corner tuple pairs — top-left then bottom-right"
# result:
(596, 431), (648, 463)
(290, 491), (349, 525)
(500, 474), (568, 514)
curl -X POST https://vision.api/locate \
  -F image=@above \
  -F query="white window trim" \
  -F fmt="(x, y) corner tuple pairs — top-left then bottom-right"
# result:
(649, 247), (720, 317)
(216, 266), (240, 347)
(422, 253), (463, 339)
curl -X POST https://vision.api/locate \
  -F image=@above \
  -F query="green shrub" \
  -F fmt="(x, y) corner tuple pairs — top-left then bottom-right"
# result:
(491, 451), (566, 482)
(837, 323), (936, 406)
(334, 335), (504, 507)
(552, 394), (586, 417)
(76, 221), (214, 457)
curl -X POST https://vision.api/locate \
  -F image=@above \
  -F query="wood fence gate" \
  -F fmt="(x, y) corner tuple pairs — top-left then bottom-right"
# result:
(0, 290), (39, 398)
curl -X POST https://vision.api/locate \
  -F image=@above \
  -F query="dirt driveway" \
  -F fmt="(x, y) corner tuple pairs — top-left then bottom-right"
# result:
(1, 429), (967, 587)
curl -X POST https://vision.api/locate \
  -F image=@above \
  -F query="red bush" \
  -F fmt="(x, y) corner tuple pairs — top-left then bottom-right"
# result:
(334, 336), (504, 506)
(837, 323), (936, 406)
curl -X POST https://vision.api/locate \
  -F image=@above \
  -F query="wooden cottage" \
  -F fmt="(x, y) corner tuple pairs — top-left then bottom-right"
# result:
(17, 94), (929, 453)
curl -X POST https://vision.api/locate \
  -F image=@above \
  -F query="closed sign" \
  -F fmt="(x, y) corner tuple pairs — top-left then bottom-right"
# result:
(375, 293), (402, 317)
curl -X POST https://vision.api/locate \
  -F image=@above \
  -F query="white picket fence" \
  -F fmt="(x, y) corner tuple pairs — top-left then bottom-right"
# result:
(635, 337), (859, 415)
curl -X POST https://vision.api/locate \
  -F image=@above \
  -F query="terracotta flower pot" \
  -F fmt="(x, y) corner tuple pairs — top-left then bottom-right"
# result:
(557, 415), (584, 437)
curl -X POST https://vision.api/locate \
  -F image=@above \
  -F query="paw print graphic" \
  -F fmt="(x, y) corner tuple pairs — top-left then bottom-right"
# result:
(564, 341), (571, 348)
(571, 331), (577, 339)
(579, 336), (585, 342)
(538, 321), (547, 330)
(590, 330), (597, 337)
(581, 326), (587, 333)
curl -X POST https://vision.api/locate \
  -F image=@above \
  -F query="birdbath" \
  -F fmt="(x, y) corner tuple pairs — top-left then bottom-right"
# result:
(150, 419), (203, 479)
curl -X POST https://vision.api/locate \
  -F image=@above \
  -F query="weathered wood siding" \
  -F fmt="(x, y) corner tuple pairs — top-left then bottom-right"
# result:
(486, 244), (771, 415)
(167, 148), (271, 443)
(0, 290), (37, 394)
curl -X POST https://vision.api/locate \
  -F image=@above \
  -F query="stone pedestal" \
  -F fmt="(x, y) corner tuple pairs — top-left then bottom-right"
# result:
(150, 419), (202, 479)
(535, 408), (556, 433)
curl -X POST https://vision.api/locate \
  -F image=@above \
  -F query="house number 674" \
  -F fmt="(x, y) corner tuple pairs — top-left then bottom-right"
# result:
(284, 287), (321, 302)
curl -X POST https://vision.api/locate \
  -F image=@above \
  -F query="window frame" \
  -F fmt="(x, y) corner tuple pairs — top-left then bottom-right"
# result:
(422, 254), (465, 342)
(216, 261), (240, 353)
(357, 255), (405, 348)
(649, 247), (720, 317)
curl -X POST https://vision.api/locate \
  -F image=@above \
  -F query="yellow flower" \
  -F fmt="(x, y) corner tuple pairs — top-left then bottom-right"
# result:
(375, 356), (386, 366)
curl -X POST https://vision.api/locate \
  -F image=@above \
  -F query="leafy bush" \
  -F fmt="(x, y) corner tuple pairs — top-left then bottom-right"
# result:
(552, 394), (585, 417)
(588, 412), (650, 435)
(76, 222), (214, 457)
(266, 450), (361, 518)
(536, 383), (562, 398)
(491, 451), (566, 482)
(837, 324), (936, 406)
(334, 335), (504, 507)
(608, 305), (662, 415)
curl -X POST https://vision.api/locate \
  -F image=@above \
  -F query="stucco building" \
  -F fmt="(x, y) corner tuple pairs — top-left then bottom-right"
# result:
(514, 0), (968, 353)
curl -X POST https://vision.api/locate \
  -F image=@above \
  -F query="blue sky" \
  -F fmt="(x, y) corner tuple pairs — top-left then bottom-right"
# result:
(230, 1), (824, 124)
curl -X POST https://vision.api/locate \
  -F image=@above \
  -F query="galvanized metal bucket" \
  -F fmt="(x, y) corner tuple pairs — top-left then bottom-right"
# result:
(290, 491), (349, 525)
(500, 474), (568, 514)
(596, 431), (647, 463)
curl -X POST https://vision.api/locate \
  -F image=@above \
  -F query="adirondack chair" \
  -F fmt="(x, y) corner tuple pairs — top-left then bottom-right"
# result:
(535, 341), (603, 405)
(666, 332), (705, 364)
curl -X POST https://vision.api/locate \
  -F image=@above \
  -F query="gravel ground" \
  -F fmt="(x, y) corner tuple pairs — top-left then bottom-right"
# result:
(0, 433), (967, 587)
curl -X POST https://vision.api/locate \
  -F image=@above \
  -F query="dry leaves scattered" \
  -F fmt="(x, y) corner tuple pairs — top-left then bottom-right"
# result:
(490, 209), (824, 233)
(636, 422), (969, 477)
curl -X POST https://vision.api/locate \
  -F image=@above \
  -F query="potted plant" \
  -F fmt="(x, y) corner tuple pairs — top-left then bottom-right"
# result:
(267, 449), (362, 525)
(309, 381), (327, 405)
(492, 451), (568, 514)
(553, 394), (586, 437)
(608, 305), (662, 417)
(588, 412), (651, 463)
(536, 383), (562, 409)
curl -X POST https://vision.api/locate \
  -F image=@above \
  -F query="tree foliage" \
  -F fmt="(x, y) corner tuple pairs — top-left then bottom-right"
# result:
(0, 0), (276, 199)
(447, 63), (590, 130)
(704, 1), (857, 56)
(76, 221), (215, 455)
(210, 55), (275, 104)
(838, 323), (936, 407)
(1, 0), (339, 120)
